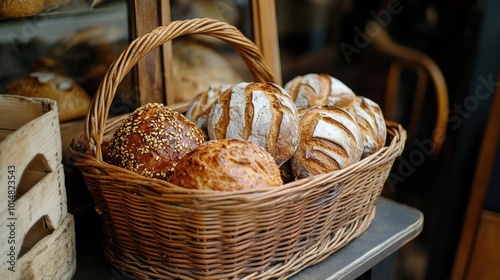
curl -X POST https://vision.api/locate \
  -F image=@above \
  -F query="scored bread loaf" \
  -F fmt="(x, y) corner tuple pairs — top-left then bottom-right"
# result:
(169, 138), (283, 191)
(292, 106), (364, 179)
(185, 85), (230, 133)
(106, 103), (207, 180)
(207, 82), (300, 167)
(349, 96), (387, 158)
(5, 71), (91, 122)
(284, 73), (356, 110)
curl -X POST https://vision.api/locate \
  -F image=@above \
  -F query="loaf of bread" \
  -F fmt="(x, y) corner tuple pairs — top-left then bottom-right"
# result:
(292, 106), (364, 179)
(284, 73), (356, 110)
(169, 138), (283, 191)
(5, 71), (91, 122)
(185, 85), (230, 133)
(105, 103), (208, 180)
(172, 40), (244, 103)
(207, 82), (300, 167)
(349, 96), (387, 158)
(32, 25), (128, 97)
(0, 0), (67, 17)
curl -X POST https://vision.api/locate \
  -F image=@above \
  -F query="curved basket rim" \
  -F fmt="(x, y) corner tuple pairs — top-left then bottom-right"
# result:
(69, 120), (406, 198)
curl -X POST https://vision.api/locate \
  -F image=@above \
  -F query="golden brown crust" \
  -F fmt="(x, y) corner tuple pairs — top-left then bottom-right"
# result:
(5, 72), (92, 122)
(284, 73), (356, 110)
(185, 85), (229, 133)
(105, 103), (208, 181)
(0, 0), (65, 17)
(207, 82), (300, 167)
(292, 106), (364, 179)
(349, 96), (387, 158)
(169, 139), (283, 191)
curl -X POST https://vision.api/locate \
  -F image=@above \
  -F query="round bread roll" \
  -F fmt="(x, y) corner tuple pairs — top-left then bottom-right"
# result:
(292, 106), (364, 179)
(284, 73), (356, 110)
(5, 71), (91, 122)
(207, 82), (300, 167)
(185, 84), (230, 133)
(169, 139), (283, 191)
(0, 0), (67, 17)
(106, 103), (208, 180)
(349, 96), (387, 158)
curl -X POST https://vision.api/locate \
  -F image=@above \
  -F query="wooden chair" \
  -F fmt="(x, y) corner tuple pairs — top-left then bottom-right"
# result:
(366, 20), (449, 159)
(450, 73), (500, 280)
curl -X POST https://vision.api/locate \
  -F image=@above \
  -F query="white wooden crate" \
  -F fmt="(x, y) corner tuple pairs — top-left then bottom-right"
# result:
(0, 94), (75, 279)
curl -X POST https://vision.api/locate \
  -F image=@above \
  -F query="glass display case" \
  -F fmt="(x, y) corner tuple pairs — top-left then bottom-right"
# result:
(0, 0), (280, 112)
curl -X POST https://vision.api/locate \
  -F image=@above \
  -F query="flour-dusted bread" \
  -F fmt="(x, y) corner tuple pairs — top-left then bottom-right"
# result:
(349, 96), (387, 158)
(185, 85), (230, 133)
(292, 106), (364, 179)
(5, 71), (92, 122)
(284, 73), (356, 110)
(169, 138), (283, 191)
(106, 103), (207, 180)
(207, 82), (300, 167)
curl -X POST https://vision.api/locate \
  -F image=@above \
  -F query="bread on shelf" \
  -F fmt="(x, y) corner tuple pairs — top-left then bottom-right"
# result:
(5, 71), (91, 123)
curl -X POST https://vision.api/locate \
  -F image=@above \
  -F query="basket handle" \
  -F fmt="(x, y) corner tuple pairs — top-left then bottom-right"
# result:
(84, 18), (277, 160)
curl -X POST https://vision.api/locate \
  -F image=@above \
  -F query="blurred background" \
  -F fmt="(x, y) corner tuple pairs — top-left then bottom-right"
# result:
(1, 0), (499, 279)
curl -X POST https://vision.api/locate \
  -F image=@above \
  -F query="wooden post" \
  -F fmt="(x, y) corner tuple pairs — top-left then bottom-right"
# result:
(128, 0), (167, 105)
(128, 0), (282, 105)
(251, 0), (282, 85)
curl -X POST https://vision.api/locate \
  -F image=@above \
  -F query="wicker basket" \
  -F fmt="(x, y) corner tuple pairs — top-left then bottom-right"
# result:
(69, 18), (406, 279)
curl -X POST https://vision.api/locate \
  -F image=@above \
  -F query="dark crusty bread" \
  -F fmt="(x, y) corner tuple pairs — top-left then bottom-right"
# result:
(6, 71), (91, 122)
(169, 138), (283, 191)
(284, 73), (356, 110)
(207, 82), (300, 167)
(105, 103), (207, 180)
(292, 106), (364, 179)
(349, 96), (387, 158)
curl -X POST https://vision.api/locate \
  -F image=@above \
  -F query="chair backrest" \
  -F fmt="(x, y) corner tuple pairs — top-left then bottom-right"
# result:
(366, 21), (449, 159)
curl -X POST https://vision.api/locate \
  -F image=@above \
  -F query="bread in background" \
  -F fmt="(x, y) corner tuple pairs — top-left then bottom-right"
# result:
(348, 96), (387, 158)
(5, 71), (91, 122)
(185, 84), (230, 134)
(0, 0), (69, 18)
(172, 39), (243, 103)
(284, 73), (356, 110)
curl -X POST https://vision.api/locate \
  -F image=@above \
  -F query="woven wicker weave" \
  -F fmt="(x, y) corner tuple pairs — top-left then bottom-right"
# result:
(69, 18), (406, 279)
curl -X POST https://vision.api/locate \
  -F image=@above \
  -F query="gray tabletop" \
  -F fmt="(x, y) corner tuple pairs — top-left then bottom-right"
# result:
(289, 196), (424, 280)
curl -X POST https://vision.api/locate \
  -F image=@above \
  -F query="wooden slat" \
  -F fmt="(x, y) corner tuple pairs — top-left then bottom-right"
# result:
(465, 211), (500, 279)
(160, 0), (175, 105)
(128, 0), (165, 105)
(128, 0), (282, 104)
(251, 0), (282, 85)
(451, 73), (500, 279)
